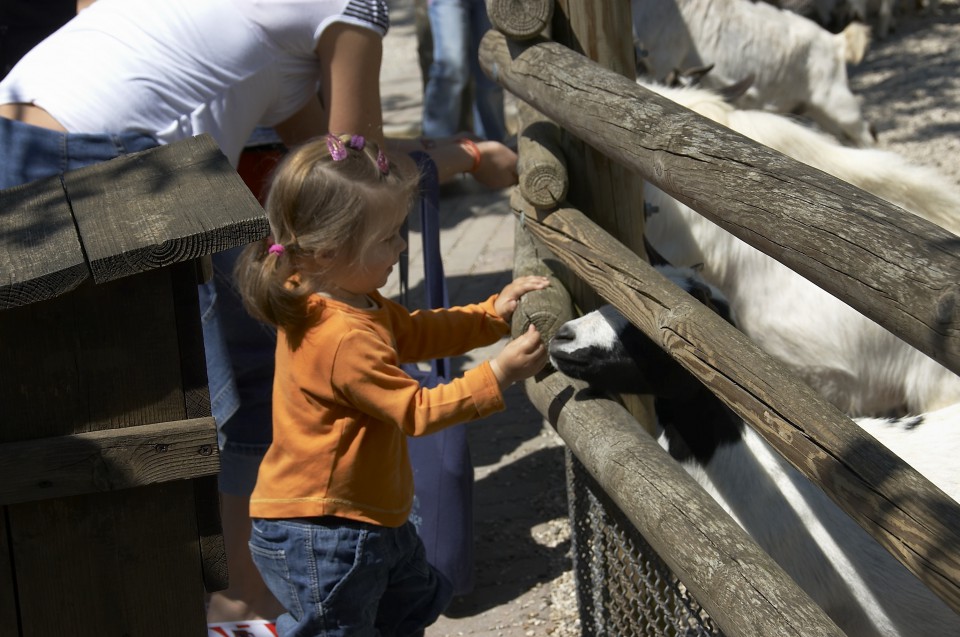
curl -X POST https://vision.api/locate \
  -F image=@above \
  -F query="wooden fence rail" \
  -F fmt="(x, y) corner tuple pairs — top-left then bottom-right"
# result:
(480, 30), (960, 380)
(510, 189), (960, 616)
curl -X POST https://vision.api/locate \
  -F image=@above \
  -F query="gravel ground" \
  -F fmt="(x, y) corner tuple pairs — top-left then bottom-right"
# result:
(415, 1), (960, 634)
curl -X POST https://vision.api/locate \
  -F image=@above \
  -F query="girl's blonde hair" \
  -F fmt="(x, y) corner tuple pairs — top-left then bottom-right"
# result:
(235, 134), (420, 340)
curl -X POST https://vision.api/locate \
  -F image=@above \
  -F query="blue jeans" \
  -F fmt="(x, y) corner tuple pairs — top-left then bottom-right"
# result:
(421, 0), (506, 141)
(250, 518), (453, 637)
(211, 245), (277, 496)
(0, 116), (241, 438)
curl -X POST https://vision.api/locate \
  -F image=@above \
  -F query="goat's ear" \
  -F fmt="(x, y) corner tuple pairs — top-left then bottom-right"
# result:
(718, 74), (754, 103)
(644, 235), (672, 267)
(686, 280), (714, 307)
(684, 279), (736, 326)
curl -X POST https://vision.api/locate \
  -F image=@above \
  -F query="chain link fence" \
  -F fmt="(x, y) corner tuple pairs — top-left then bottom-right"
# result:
(566, 449), (726, 637)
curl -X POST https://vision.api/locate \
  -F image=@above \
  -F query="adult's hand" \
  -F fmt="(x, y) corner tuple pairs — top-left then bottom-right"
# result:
(472, 140), (518, 190)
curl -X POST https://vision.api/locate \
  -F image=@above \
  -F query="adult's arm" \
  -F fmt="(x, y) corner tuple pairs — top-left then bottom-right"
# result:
(388, 137), (518, 188)
(274, 23), (385, 147)
(273, 22), (517, 188)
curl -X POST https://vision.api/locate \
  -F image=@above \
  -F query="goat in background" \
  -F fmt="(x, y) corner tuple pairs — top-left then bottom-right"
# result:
(631, 0), (875, 145)
(639, 79), (960, 416)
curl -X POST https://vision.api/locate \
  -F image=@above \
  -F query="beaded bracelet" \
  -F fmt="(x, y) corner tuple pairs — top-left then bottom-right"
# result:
(458, 137), (482, 173)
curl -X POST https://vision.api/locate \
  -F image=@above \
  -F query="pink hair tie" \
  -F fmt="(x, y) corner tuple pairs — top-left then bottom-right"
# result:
(268, 243), (285, 256)
(349, 135), (366, 150)
(326, 134), (348, 161)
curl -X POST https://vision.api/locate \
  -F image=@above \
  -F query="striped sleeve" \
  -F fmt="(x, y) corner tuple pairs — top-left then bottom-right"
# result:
(341, 0), (390, 35)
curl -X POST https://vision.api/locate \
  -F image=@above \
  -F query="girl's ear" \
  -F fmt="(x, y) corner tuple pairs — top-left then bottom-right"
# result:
(316, 249), (337, 263)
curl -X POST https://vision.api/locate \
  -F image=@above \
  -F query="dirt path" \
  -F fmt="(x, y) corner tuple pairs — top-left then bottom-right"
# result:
(850, 0), (960, 186)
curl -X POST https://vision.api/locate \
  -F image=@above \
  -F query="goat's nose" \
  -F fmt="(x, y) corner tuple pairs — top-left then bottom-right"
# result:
(552, 323), (575, 343)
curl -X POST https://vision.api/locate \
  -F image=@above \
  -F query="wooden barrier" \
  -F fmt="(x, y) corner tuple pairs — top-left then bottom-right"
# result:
(480, 30), (960, 379)
(511, 193), (960, 617)
(487, 0), (960, 631)
(0, 134), (268, 636)
(486, 0), (552, 40)
(516, 101), (568, 210)
(522, 368), (848, 637)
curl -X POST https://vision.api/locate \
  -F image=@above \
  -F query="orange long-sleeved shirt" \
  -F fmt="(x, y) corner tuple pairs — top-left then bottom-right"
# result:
(249, 290), (510, 527)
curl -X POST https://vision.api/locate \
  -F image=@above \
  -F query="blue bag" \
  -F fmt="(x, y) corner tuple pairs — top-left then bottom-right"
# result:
(400, 152), (475, 595)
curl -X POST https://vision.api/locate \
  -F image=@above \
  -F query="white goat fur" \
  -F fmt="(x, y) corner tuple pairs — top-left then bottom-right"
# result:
(547, 268), (960, 637)
(631, 0), (874, 145)
(641, 80), (960, 416)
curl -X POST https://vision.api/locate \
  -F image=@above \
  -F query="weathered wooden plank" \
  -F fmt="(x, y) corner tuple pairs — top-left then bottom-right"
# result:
(168, 261), (228, 591)
(0, 510), (17, 633)
(171, 261), (213, 422)
(480, 31), (960, 377)
(547, 2), (654, 431)
(547, 1), (645, 257)
(0, 267), (188, 440)
(525, 370), (847, 637)
(511, 220), (575, 342)
(487, 0), (553, 40)
(11, 483), (207, 636)
(0, 174), (89, 309)
(517, 101), (568, 209)
(513, 196), (960, 615)
(194, 476), (228, 592)
(64, 134), (268, 284)
(0, 418), (218, 505)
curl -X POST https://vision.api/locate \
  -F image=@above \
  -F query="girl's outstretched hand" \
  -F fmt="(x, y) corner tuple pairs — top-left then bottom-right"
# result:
(490, 324), (549, 389)
(495, 275), (550, 323)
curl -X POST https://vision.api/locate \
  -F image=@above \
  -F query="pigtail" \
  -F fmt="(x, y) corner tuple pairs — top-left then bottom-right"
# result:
(233, 236), (314, 336)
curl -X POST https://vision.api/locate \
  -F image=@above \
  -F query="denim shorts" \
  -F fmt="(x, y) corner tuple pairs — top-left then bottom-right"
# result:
(249, 518), (453, 637)
(0, 116), (244, 457)
(210, 245), (277, 496)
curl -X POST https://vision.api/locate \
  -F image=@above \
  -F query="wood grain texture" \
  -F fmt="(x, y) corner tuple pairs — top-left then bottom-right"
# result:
(486, 0), (553, 39)
(517, 101), (568, 209)
(511, 211), (575, 342)
(0, 267), (188, 439)
(65, 134), (268, 284)
(0, 174), (89, 309)
(525, 370), (847, 637)
(0, 418), (218, 505)
(513, 196), (960, 616)
(10, 483), (207, 636)
(480, 30), (960, 377)
(168, 262), (228, 591)
(0, 510), (16, 632)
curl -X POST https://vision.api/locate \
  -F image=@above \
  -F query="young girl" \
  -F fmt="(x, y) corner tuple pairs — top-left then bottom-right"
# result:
(234, 133), (550, 637)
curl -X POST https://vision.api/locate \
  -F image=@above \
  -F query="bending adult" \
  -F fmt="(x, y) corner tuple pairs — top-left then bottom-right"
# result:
(0, 0), (518, 626)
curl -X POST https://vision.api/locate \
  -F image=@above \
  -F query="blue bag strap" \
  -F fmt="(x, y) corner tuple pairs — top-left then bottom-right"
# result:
(400, 151), (449, 381)
(402, 152), (476, 595)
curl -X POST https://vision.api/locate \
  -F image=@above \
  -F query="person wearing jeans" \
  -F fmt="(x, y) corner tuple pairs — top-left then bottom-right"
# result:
(421, 0), (506, 142)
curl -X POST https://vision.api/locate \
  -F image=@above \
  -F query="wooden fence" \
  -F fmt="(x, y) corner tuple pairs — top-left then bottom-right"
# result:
(480, 1), (960, 635)
(0, 134), (268, 635)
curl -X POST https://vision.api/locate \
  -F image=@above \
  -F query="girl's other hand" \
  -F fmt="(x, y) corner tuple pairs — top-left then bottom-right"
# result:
(490, 324), (549, 388)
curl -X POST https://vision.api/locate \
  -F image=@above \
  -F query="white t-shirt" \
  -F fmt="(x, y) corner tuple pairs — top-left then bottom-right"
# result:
(0, 0), (388, 164)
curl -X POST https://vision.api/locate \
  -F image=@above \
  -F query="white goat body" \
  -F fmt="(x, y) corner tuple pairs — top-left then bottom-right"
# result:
(547, 267), (960, 637)
(631, 0), (874, 145)
(641, 80), (960, 416)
